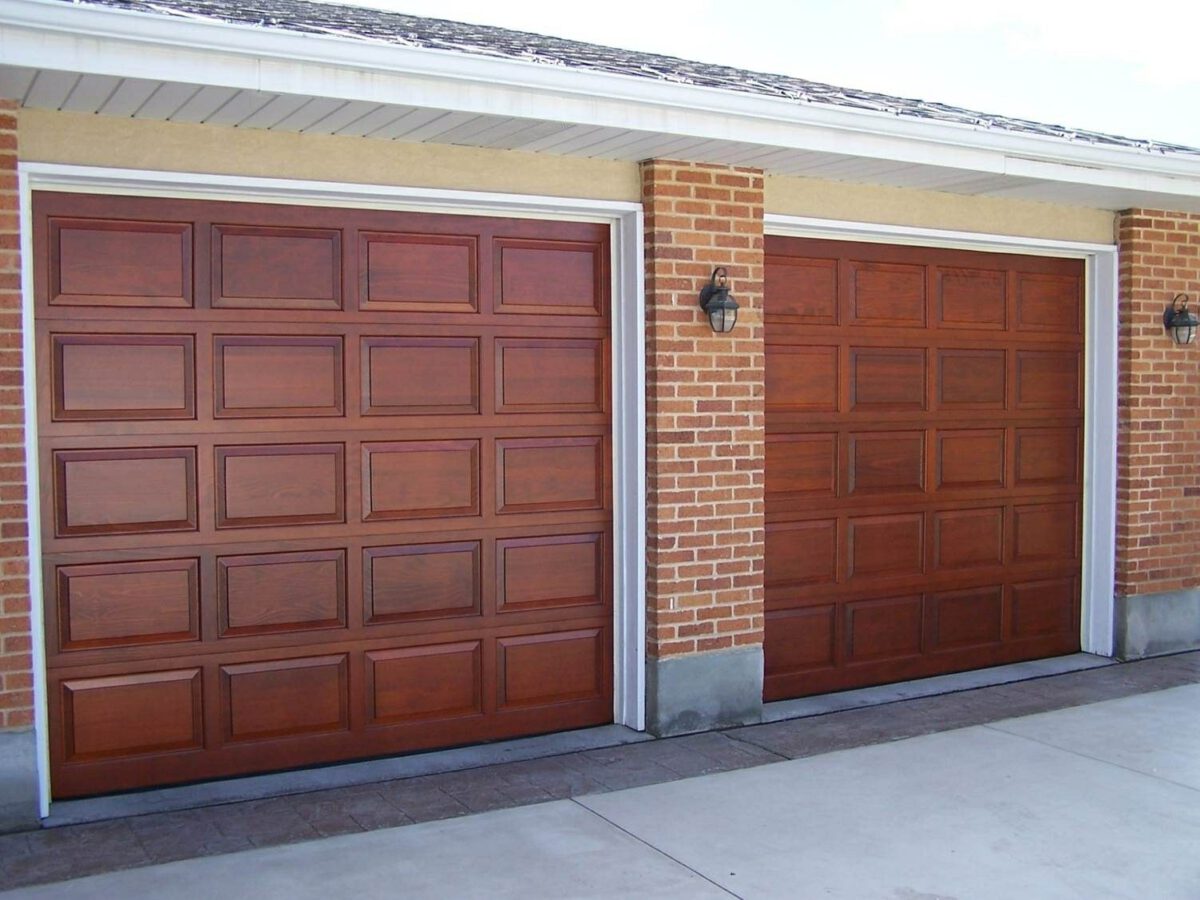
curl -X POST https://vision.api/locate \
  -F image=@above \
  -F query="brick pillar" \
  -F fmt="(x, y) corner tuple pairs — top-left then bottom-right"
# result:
(1114, 209), (1200, 658)
(0, 100), (37, 831)
(641, 160), (765, 734)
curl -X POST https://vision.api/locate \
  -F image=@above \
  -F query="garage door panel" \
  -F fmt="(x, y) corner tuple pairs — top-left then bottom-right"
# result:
(37, 192), (613, 797)
(764, 606), (836, 676)
(766, 236), (1081, 698)
(936, 267), (1006, 330)
(61, 668), (203, 761)
(359, 231), (477, 313)
(52, 334), (196, 421)
(849, 347), (926, 410)
(361, 336), (479, 415)
(54, 447), (198, 537)
(212, 224), (342, 310)
(55, 558), (200, 652)
(217, 549), (347, 637)
(848, 260), (926, 327)
(216, 443), (345, 528)
(214, 335), (345, 418)
(47, 217), (193, 309)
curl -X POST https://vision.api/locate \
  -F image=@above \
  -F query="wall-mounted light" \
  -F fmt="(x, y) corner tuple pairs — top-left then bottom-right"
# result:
(698, 267), (739, 333)
(1164, 293), (1198, 345)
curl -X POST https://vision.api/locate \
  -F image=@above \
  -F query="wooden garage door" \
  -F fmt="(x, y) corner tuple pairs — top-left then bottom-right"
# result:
(764, 237), (1082, 700)
(35, 192), (613, 798)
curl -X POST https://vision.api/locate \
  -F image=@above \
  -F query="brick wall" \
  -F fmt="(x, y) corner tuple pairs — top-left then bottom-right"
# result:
(1116, 209), (1200, 595)
(641, 159), (765, 660)
(0, 100), (32, 731)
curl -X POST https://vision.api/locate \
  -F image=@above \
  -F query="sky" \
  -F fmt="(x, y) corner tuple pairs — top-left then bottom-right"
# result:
(328, 0), (1200, 149)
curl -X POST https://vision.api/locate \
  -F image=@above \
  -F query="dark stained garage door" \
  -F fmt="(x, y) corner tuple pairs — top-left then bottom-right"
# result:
(764, 236), (1083, 700)
(35, 191), (613, 797)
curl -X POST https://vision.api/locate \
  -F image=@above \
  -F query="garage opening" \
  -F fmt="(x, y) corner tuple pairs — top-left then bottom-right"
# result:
(764, 236), (1082, 700)
(35, 191), (614, 797)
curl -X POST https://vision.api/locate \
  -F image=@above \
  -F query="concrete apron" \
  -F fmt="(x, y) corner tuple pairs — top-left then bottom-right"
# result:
(6, 683), (1199, 900)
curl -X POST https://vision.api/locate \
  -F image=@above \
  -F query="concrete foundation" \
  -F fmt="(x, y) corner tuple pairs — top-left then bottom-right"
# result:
(0, 730), (39, 833)
(646, 646), (763, 736)
(1115, 589), (1200, 659)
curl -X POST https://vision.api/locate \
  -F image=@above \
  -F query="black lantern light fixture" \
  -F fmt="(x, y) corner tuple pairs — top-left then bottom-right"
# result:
(1164, 293), (1199, 345)
(698, 267), (739, 333)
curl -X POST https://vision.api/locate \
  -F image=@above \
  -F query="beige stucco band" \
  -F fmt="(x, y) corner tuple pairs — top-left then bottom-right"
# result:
(20, 108), (1115, 247)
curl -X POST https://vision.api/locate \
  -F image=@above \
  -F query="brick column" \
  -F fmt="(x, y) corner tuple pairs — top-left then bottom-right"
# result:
(0, 100), (37, 831)
(641, 160), (765, 734)
(1114, 209), (1200, 657)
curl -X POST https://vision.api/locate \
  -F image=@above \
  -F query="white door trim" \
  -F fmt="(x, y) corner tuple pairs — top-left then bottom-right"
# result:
(764, 213), (1118, 658)
(19, 161), (647, 817)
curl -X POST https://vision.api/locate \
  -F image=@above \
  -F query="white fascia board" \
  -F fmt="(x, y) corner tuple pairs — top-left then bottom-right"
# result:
(4, 0), (1200, 202)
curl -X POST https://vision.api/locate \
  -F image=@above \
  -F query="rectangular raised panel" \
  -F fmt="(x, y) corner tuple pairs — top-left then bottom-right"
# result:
(218, 549), (346, 637)
(764, 606), (835, 674)
(1016, 427), (1080, 486)
(848, 513), (924, 578)
(497, 436), (604, 514)
(214, 336), (344, 418)
(1016, 351), (1080, 410)
(934, 507), (1004, 570)
(845, 595), (923, 662)
(62, 669), (202, 760)
(216, 444), (345, 528)
(1014, 502), (1078, 563)
(497, 629), (603, 708)
(363, 441), (480, 521)
(849, 261), (926, 326)
(222, 655), (348, 741)
(56, 559), (198, 651)
(848, 431), (925, 495)
(498, 533), (602, 612)
(362, 336), (479, 416)
(496, 338), (605, 413)
(55, 447), (197, 537)
(367, 642), (482, 725)
(766, 433), (837, 497)
(765, 520), (837, 588)
(496, 239), (603, 316)
(938, 349), (1006, 408)
(929, 587), (1003, 650)
(851, 348), (926, 410)
(937, 430), (1005, 490)
(360, 232), (476, 313)
(1011, 578), (1077, 638)
(937, 268), (1005, 329)
(364, 541), (480, 623)
(213, 225), (341, 310)
(1016, 273), (1081, 332)
(53, 334), (195, 421)
(766, 345), (838, 412)
(49, 218), (191, 308)
(765, 257), (837, 323)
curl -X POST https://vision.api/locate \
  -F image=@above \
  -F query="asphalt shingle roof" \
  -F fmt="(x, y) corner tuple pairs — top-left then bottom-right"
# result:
(62, 0), (1200, 157)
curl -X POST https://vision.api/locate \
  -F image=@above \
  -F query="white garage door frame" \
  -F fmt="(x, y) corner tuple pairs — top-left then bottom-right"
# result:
(18, 161), (647, 817)
(764, 213), (1118, 659)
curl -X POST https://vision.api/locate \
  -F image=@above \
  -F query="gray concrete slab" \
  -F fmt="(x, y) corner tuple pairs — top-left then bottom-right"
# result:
(581, 718), (1200, 898)
(2, 801), (730, 899)
(988, 682), (1200, 790)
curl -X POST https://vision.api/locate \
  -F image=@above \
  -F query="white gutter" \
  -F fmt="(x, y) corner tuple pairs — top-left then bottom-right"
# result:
(3, 0), (1200, 200)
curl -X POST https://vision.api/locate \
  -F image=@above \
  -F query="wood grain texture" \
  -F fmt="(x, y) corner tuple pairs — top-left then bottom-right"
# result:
(765, 237), (1082, 699)
(34, 191), (613, 798)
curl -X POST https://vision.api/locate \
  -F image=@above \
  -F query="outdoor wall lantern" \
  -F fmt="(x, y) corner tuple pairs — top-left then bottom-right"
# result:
(698, 267), (739, 333)
(1164, 293), (1199, 345)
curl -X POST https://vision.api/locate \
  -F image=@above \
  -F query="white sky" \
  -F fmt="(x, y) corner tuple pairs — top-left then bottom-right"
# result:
(329, 0), (1200, 149)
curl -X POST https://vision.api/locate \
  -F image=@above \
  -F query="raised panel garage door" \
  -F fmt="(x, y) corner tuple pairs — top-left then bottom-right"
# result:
(35, 192), (613, 797)
(764, 236), (1082, 700)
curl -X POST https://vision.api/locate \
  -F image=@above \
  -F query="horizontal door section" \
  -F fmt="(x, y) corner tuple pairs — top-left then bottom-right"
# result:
(35, 192), (614, 797)
(764, 237), (1083, 700)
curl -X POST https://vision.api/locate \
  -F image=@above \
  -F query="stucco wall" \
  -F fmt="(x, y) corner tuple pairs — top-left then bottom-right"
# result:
(767, 175), (1116, 244)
